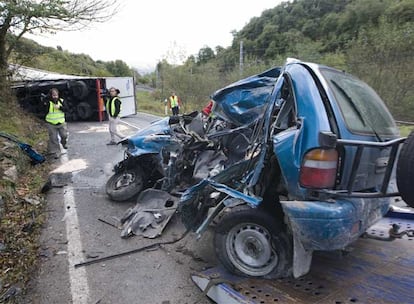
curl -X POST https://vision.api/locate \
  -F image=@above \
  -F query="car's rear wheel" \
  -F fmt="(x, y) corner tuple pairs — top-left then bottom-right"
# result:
(106, 166), (145, 202)
(397, 130), (414, 208)
(214, 208), (292, 279)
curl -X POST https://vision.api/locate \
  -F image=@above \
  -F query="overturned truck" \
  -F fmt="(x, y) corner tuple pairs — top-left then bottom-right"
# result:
(10, 66), (136, 121)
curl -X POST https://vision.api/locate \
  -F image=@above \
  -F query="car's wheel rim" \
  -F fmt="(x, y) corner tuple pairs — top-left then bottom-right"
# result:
(226, 223), (278, 276)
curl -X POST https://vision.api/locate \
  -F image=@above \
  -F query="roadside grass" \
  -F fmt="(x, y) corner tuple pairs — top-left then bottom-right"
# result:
(135, 90), (206, 117)
(0, 90), (50, 302)
(399, 124), (414, 137)
(136, 90), (166, 116)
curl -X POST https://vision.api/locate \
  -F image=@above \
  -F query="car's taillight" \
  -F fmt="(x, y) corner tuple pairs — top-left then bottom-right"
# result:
(300, 149), (338, 189)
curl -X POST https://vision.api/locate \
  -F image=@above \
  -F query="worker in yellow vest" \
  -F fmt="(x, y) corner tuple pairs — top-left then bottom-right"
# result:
(105, 87), (124, 145)
(168, 91), (182, 115)
(44, 88), (68, 159)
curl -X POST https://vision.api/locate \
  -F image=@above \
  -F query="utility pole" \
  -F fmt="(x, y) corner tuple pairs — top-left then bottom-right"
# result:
(239, 40), (244, 77)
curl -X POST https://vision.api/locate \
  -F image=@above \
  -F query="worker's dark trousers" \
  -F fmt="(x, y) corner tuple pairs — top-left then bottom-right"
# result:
(172, 106), (179, 115)
(47, 122), (68, 156)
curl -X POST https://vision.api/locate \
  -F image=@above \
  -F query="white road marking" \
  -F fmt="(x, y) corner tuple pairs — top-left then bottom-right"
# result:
(61, 154), (90, 303)
(119, 119), (140, 130)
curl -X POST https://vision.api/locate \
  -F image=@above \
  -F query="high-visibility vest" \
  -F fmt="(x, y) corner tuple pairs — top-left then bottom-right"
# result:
(106, 96), (122, 117)
(170, 95), (179, 107)
(45, 99), (65, 124)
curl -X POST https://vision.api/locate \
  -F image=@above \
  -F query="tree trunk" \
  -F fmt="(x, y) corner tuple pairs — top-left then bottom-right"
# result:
(0, 15), (11, 94)
(0, 44), (11, 100)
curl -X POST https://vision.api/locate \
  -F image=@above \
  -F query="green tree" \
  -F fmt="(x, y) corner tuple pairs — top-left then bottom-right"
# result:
(105, 59), (132, 76)
(385, 0), (414, 24)
(0, 0), (119, 91)
(197, 46), (215, 65)
(346, 18), (414, 120)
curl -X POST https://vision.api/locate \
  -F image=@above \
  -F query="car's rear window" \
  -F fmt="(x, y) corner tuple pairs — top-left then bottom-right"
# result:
(320, 68), (399, 137)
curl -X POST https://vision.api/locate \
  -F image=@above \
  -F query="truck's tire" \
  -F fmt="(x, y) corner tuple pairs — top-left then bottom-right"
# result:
(106, 166), (145, 202)
(214, 209), (292, 279)
(76, 102), (92, 120)
(397, 130), (414, 208)
(69, 80), (88, 100)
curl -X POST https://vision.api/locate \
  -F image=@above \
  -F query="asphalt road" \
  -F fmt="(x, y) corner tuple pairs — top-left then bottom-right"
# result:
(25, 113), (217, 304)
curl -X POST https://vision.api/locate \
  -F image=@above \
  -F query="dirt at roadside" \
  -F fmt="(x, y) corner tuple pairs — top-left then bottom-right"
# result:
(0, 101), (51, 303)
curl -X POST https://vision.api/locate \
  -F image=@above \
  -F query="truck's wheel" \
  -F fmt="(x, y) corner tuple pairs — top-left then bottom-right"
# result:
(397, 130), (414, 208)
(76, 102), (92, 120)
(214, 209), (292, 279)
(70, 80), (88, 100)
(106, 166), (145, 202)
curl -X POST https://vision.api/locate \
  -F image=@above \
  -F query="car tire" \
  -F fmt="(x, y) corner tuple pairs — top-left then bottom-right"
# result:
(106, 166), (145, 202)
(214, 208), (292, 279)
(397, 130), (414, 208)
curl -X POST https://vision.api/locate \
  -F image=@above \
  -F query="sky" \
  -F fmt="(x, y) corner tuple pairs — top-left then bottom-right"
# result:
(27, 0), (284, 73)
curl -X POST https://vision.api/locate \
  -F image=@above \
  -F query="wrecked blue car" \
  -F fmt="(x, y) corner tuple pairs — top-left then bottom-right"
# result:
(179, 58), (409, 279)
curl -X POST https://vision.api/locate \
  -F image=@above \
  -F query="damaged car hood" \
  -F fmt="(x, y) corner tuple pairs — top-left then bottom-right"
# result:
(211, 67), (280, 126)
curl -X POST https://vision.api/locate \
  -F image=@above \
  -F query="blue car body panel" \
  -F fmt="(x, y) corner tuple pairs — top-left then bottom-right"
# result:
(279, 196), (391, 250)
(211, 67), (280, 126)
(125, 117), (172, 156)
(127, 134), (179, 156)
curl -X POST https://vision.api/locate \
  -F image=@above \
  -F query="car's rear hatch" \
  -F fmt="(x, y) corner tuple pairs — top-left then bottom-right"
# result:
(314, 65), (403, 196)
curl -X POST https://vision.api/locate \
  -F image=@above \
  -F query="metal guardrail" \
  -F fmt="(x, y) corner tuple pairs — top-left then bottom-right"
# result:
(396, 120), (414, 125)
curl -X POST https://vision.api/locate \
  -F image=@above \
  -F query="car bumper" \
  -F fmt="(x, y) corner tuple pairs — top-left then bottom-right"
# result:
(280, 197), (391, 251)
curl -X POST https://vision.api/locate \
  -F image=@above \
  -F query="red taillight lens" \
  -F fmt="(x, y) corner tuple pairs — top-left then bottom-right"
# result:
(300, 149), (338, 189)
